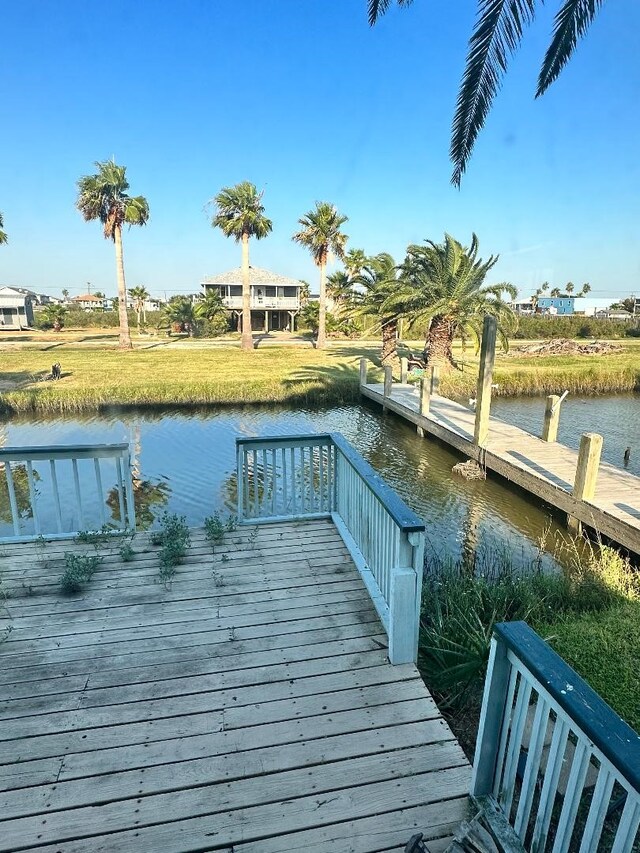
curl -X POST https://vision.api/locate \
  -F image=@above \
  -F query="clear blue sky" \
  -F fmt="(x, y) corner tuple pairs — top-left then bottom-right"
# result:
(1, 0), (638, 299)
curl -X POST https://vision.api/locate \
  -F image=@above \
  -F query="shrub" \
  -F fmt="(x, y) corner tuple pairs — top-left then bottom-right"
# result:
(151, 512), (191, 584)
(60, 553), (103, 594)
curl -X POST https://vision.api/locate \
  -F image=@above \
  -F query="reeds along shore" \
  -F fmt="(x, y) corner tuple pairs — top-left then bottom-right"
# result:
(1, 345), (639, 415)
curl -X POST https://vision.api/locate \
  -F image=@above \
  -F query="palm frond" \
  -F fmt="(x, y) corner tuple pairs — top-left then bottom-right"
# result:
(537, 0), (604, 95)
(367, 0), (414, 26)
(451, 0), (537, 187)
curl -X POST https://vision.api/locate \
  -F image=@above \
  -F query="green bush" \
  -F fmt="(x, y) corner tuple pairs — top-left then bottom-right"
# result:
(513, 315), (635, 340)
(60, 553), (103, 594)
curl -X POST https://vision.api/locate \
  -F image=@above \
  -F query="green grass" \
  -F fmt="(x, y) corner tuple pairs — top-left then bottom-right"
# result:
(1, 338), (639, 414)
(541, 602), (640, 733)
(0, 346), (368, 414)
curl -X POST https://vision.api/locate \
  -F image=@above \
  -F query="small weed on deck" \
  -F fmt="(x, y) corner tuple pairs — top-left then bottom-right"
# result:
(151, 513), (191, 586)
(60, 553), (103, 594)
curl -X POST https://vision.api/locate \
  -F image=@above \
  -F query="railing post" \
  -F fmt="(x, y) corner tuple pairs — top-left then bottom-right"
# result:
(471, 635), (511, 797)
(124, 449), (136, 532)
(542, 394), (561, 442)
(400, 357), (408, 384)
(568, 432), (603, 533)
(236, 442), (245, 521)
(473, 315), (498, 447)
(383, 364), (393, 408)
(388, 566), (418, 665)
(417, 369), (433, 438)
(359, 357), (367, 388)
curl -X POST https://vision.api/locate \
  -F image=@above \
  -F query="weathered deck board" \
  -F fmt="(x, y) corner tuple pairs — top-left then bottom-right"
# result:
(0, 519), (470, 852)
(363, 382), (640, 553)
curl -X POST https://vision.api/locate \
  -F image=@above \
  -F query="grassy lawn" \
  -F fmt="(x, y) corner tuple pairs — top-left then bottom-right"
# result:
(0, 344), (377, 413)
(0, 330), (638, 413)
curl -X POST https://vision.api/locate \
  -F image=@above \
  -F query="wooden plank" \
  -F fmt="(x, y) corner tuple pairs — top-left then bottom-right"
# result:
(9, 768), (471, 853)
(0, 664), (421, 741)
(0, 718), (451, 817)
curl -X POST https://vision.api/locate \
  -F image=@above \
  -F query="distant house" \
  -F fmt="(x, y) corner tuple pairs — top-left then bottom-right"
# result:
(510, 299), (535, 315)
(201, 266), (303, 332)
(126, 295), (165, 313)
(536, 297), (575, 316)
(70, 294), (108, 311)
(0, 286), (35, 329)
(595, 308), (634, 321)
(0, 286), (61, 306)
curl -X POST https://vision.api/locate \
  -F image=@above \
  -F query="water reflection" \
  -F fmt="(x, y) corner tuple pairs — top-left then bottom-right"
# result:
(0, 402), (573, 570)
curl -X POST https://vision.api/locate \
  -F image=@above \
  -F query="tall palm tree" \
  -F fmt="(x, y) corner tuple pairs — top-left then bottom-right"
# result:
(0, 212), (7, 245)
(550, 287), (561, 297)
(369, 1), (607, 184)
(76, 160), (149, 349)
(565, 282), (575, 295)
(210, 182), (272, 351)
(352, 253), (404, 364)
(326, 271), (354, 317)
(293, 202), (349, 349)
(129, 285), (150, 328)
(387, 233), (517, 368)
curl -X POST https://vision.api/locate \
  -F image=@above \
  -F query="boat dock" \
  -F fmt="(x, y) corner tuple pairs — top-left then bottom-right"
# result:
(361, 377), (640, 555)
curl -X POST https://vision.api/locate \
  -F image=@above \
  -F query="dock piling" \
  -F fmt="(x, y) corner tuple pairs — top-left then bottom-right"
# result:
(473, 316), (498, 447)
(542, 394), (561, 442)
(568, 432), (603, 533)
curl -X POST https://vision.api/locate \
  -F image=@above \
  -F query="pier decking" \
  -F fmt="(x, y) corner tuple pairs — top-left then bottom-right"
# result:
(362, 381), (640, 554)
(0, 520), (470, 852)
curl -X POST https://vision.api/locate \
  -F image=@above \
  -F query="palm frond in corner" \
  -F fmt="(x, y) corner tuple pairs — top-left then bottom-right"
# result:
(450, 0), (537, 187)
(367, 0), (414, 26)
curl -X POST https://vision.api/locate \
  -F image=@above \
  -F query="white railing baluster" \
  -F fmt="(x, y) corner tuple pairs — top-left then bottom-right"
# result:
(289, 447), (297, 515)
(578, 765), (615, 853)
(3, 462), (21, 538)
(25, 460), (41, 536)
(124, 449), (136, 530)
(531, 715), (570, 851)
(501, 677), (533, 817)
(0, 443), (135, 543)
(94, 457), (106, 528)
(552, 739), (591, 853)
(493, 665), (519, 799)
(50, 459), (63, 533)
(514, 696), (551, 838)
(611, 795), (640, 853)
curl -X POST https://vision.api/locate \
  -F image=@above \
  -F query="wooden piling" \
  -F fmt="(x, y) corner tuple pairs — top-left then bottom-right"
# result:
(568, 432), (603, 533)
(383, 365), (393, 409)
(359, 357), (367, 388)
(542, 395), (561, 442)
(400, 357), (408, 384)
(473, 316), (498, 447)
(420, 370), (432, 416)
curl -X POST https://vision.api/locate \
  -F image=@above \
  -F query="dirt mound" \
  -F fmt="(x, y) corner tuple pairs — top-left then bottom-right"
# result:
(514, 338), (623, 356)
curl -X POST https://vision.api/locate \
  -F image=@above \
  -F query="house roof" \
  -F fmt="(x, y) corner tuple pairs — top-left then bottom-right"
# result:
(202, 266), (302, 287)
(72, 294), (104, 302)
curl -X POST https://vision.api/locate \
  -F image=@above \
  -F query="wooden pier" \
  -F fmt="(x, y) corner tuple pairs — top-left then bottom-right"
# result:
(361, 379), (640, 555)
(0, 521), (470, 852)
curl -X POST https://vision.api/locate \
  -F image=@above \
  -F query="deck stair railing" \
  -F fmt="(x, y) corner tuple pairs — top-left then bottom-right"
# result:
(0, 444), (136, 543)
(472, 621), (640, 853)
(236, 432), (425, 664)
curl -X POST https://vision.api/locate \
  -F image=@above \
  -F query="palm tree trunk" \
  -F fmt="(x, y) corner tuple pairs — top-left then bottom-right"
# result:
(426, 315), (454, 368)
(241, 232), (253, 350)
(317, 261), (326, 349)
(114, 225), (132, 350)
(380, 318), (397, 364)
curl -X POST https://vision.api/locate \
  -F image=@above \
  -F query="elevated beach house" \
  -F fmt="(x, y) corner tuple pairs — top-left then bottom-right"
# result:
(201, 266), (302, 331)
(0, 285), (35, 329)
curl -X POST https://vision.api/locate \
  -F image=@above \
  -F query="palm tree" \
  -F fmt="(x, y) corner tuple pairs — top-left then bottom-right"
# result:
(210, 182), (272, 351)
(565, 282), (575, 295)
(352, 253), (403, 364)
(293, 202), (349, 349)
(386, 233), (517, 369)
(195, 291), (228, 331)
(76, 160), (149, 349)
(164, 296), (197, 336)
(344, 248), (367, 280)
(327, 271), (354, 317)
(369, 1), (608, 184)
(129, 285), (150, 329)
(579, 282), (591, 297)
(41, 304), (67, 332)
(0, 212), (7, 245)
(550, 287), (561, 297)
(61, 288), (70, 302)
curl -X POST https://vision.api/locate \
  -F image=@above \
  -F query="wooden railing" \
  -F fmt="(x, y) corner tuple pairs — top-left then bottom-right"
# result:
(236, 433), (425, 664)
(472, 621), (640, 852)
(0, 444), (136, 543)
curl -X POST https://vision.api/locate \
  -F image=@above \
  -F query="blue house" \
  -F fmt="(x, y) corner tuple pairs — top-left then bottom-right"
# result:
(537, 296), (575, 315)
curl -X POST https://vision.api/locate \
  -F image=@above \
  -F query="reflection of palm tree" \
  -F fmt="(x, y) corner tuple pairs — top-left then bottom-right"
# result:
(0, 464), (40, 523)
(106, 423), (170, 529)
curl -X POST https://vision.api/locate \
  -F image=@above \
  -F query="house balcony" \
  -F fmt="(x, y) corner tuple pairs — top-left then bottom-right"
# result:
(220, 295), (300, 311)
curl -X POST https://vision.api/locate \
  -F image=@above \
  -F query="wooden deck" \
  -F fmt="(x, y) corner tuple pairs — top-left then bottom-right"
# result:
(363, 382), (640, 554)
(0, 519), (470, 852)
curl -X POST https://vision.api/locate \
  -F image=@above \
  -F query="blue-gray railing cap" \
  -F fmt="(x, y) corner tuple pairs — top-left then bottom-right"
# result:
(494, 621), (640, 792)
(236, 432), (425, 534)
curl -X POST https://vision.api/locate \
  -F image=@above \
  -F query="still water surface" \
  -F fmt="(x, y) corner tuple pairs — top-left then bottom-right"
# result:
(1, 401), (574, 571)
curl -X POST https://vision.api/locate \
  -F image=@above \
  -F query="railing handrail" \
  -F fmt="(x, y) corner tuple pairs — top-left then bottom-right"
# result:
(0, 443), (130, 461)
(494, 620), (640, 792)
(236, 433), (425, 534)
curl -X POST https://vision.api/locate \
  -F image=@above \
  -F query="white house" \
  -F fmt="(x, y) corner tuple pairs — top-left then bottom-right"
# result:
(0, 287), (35, 329)
(70, 293), (108, 311)
(201, 266), (303, 332)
